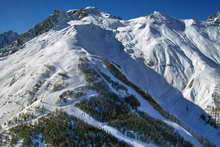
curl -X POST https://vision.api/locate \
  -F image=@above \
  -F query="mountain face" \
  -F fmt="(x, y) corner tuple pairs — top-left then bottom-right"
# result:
(208, 12), (220, 25)
(0, 7), (220, 146)
(0, 31), (19, 49)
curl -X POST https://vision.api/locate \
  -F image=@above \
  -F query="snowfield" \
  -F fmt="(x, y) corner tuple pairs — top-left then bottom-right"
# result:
(0, 7), (220, 146)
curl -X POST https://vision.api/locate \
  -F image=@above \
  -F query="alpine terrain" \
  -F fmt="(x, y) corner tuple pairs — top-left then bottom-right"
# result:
(0, 31), (19, 52)
(0, 7), (220, 147)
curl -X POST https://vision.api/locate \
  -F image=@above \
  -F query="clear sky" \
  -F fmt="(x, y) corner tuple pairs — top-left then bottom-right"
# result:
(0, 0), (219, 33)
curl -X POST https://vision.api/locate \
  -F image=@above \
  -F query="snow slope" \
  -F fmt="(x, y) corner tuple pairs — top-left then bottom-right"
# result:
(116, 11), (220, 109)
(0, 7), (220, 146)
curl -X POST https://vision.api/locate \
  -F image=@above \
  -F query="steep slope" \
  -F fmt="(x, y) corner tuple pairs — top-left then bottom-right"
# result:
(0, 7), (220, 146)
(116, 11), (220, 111)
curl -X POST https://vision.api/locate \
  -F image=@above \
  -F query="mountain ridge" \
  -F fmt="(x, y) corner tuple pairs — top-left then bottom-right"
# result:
(0, 7), (220, 146)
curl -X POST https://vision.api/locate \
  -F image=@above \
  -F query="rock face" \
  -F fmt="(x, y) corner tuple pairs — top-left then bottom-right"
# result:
(0, 7), (220, 146)
(0, 31), (19, 49)
(208, 12), (220, 25)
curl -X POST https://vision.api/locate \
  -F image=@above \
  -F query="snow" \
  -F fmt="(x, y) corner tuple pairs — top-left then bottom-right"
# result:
(96, 64), (201, 146)
(32, 134), (46, 147)
(0, 7), (220, 146)
(114, 14), (220, 145)
(64, 105), (156, 147)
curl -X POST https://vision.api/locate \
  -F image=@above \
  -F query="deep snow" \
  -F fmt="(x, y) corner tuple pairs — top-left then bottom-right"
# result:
(0, 7), (220, 146)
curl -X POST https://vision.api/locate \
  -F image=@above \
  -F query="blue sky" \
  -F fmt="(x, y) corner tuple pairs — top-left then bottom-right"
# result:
(0, 0), (219, 33)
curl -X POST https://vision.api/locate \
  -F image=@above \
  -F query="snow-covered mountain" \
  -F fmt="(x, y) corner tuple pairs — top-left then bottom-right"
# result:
(208, 11), (220, 25)
(0, 7), (220, 146)
(0, 31), (19, 49)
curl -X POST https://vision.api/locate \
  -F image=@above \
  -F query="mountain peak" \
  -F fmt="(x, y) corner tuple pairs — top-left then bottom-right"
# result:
(150, 11), (166, 18)
(148, 11), (172, 22)
(66, 6), (101, 17)
(84, 6), (99, 11)
(152, 11), (163, 16)
(0, 7), (220, 146)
